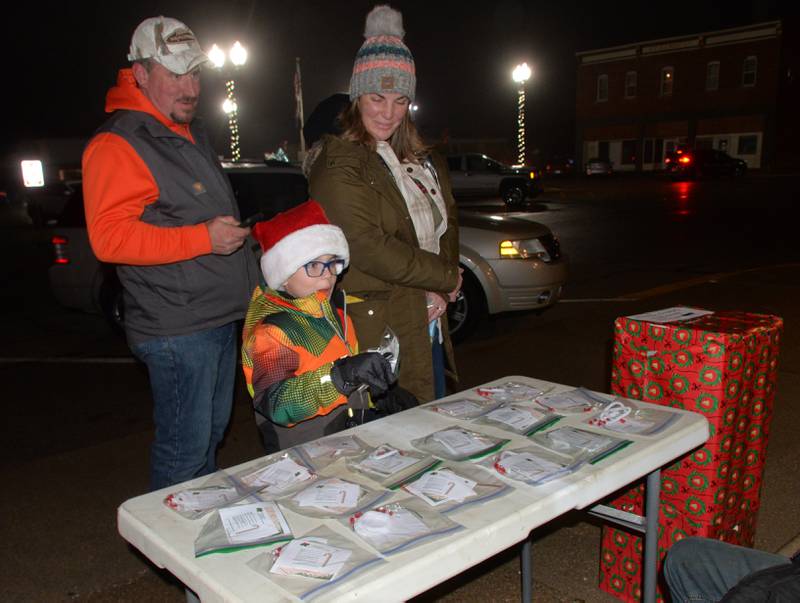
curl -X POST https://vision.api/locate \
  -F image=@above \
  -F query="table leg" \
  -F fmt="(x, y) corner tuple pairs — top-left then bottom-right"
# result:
(521, 536), (532, 603)
(643, 469), (661, 603)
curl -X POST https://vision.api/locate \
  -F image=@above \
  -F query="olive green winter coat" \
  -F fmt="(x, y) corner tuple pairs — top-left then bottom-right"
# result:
(308, 136), (460, 402)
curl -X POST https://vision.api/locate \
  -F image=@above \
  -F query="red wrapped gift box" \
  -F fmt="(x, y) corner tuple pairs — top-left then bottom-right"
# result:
(598, 309), (782, 602)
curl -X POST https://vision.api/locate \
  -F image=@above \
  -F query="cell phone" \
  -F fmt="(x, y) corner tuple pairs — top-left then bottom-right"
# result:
(239, 212), (265, 228)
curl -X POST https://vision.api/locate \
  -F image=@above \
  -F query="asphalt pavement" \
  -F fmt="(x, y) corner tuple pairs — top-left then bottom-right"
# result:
(2, 174), (799, 602)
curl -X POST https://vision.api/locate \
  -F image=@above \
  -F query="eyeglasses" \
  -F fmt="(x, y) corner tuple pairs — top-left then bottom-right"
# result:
(303, 258), (346, 278)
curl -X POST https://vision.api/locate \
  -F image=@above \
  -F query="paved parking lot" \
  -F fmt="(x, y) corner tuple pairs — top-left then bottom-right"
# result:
(2, 173), (798, 602)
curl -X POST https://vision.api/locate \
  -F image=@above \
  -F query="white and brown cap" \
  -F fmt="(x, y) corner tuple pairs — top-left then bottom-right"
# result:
(127, 16), (208, 75)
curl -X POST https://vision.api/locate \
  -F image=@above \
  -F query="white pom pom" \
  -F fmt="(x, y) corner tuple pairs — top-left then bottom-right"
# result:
(364, 5), (404, 38)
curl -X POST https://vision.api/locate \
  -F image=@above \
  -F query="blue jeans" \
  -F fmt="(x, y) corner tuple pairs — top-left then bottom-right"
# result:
(664, 537), (791, 602)
(131, 323), (238, 491)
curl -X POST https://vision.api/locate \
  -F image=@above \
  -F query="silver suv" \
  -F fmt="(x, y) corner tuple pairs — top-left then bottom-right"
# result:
(447, 153), (543, 207)
(48, 161), (567, 342)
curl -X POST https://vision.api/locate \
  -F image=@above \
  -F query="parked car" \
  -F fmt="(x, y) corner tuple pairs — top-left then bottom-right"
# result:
(584, 157), (613, 176)
(543, 156), (575, 177)
(664, 148), (747, 180)
(49, 161), (567, 342)
(446, 153), (543, 207)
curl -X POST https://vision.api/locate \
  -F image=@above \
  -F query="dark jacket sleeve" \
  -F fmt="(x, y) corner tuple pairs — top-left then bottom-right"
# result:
(721, 559), (800, 602)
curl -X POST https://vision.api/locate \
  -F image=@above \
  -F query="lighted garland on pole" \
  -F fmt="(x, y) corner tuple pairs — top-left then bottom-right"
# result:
(512, 62), (532, 166)
(225, 79), (241, 162)
(517, 86), (526, 166)
(208, 41), (247, 163)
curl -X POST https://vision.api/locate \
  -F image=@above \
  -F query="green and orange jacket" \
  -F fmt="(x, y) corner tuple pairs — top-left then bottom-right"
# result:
(241, 285), (359, 427)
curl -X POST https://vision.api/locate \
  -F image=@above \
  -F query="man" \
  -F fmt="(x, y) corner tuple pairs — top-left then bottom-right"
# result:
(664, 536), (800, 602)
(83, 16), (258, 491)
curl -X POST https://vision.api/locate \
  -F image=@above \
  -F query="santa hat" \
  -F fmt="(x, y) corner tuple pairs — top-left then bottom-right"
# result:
(252, 200), (349, 291)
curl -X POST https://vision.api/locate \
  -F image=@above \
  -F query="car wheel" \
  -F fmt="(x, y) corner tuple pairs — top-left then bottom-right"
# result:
(446, 268), (487, 344)
(501, 183), (526, 207)
(98, 269), (125, 334)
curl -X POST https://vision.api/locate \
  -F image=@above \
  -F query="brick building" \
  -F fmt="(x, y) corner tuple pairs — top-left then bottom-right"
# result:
(575, 21), (781, 172)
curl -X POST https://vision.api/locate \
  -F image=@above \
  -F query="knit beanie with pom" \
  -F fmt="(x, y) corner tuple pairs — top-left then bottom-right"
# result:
(349, 5), (416, 101)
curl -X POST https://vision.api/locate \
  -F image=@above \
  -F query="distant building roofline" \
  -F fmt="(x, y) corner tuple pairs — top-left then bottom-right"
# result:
(576, 20), (781, 64)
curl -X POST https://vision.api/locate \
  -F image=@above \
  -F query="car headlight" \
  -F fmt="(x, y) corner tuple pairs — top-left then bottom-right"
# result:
(499, 238), (551, 261)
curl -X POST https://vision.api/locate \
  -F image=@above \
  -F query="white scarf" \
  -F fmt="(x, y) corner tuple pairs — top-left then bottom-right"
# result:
(376, 142), (447, 254)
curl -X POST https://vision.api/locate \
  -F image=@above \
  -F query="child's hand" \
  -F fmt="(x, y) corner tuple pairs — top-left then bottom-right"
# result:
(330, 352), (396, 397)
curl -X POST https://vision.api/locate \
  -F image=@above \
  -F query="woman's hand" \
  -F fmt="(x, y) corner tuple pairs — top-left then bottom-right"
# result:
(447, 267), (464, 302)
(426, 292), (448, 322)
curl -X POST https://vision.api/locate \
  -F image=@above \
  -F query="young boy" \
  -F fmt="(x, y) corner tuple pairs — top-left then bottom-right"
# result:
(242, 200), (396, 451)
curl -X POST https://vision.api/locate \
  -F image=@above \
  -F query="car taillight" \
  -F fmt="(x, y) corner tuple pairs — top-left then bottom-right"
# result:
(52, 235), (69, 264)
(679, 156), (691, 164)
(665, 157), (671, 163)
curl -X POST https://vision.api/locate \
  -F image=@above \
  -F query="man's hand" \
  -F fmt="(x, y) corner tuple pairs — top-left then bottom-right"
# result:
(447, 267), (464, 303)
(206, 216), (250, 255)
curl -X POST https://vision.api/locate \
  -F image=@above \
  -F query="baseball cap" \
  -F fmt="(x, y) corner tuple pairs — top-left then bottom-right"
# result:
(127, 16), (208, 75)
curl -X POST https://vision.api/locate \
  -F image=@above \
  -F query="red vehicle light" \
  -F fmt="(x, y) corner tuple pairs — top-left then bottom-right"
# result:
(679, 156), (691, 164)
(51, 235), (70, 265)
(665, 157), (671, 163)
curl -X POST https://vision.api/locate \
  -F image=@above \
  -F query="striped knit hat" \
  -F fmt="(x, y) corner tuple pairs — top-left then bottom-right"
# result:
(349, 5), (416, 101)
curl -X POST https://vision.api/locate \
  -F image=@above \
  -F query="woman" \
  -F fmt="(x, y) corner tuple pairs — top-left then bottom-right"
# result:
(308, 4), (461, 403)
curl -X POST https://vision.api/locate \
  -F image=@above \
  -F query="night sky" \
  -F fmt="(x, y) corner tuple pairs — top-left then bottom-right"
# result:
(4, 0), (788, 162)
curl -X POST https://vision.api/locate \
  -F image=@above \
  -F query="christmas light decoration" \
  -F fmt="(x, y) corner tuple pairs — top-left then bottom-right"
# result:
(512, 63), (532, 166)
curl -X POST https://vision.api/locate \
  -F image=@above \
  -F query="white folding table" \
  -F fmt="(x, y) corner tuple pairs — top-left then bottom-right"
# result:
(118, 376), (709, 602)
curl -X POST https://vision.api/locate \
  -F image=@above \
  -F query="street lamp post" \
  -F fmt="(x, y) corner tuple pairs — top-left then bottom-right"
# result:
(209, 41), (248, 162)
(512, 62), (532, 166)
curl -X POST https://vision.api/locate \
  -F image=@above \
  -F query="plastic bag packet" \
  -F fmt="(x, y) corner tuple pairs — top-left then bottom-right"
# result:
(367, 326), (399, 374)
(163, 472), (254, 520)
(411, 426), (509, 461)
(232, 451), (318, 498)
(472, 402), (561, 436)
(583, 399), (680, 436)
(347, 444), (440, 489)
(424, 397), (501, 420)
(533, 387), (605, 414)
(401, 462), (510, 513)
(529, 426), (631, 464)
(280, 475), (390, 519)
(246, 525), (385, 601)
(194, 499), (293, 557)
(478, 445), (582, 486)
(475, 381), (550, 404)
(294, 434), (371, 471)
(343, 496), (462, 556)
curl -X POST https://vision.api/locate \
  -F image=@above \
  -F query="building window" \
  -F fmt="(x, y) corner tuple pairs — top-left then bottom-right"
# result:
(621, 140), (637, 165)
(695, 137), (714, 150)
(597, 74), (608, 102)
(624, 71), (637, 98)
(706, 61), (720, 91)
(660, 66), (674, 96)
(644, 139), (654, 163)
(742, 56), (757, 87)
(738, 135), (758, 155)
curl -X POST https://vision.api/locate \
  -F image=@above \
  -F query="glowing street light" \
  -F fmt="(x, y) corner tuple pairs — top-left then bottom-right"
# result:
(209, 41), (248, 162)
(512, 62), (532, 166)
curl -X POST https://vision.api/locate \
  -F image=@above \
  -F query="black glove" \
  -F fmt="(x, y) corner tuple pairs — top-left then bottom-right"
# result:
(330, 352), (396, 397)
(373, 386), (420, 415)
